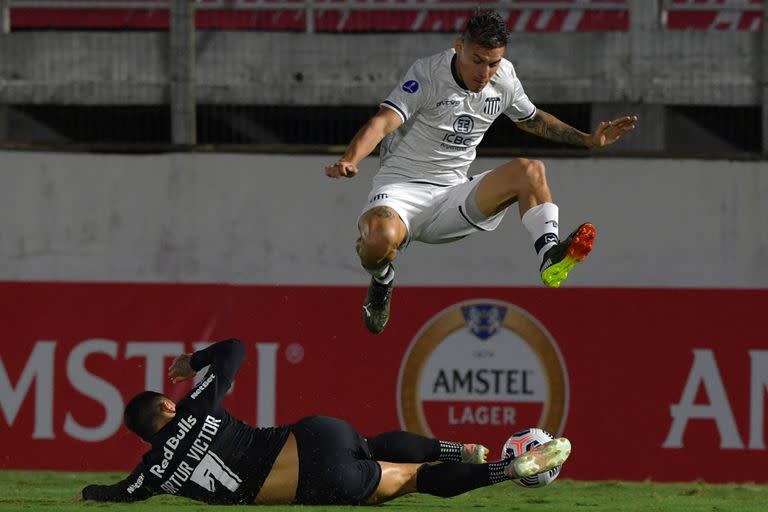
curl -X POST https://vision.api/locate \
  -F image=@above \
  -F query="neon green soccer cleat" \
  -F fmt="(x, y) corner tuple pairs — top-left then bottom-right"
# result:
(461, 444), (489, 464)
(507, 437), (572, 479)
(540, 223), (596, 288)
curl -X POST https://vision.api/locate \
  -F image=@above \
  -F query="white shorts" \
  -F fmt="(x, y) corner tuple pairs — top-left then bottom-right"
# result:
(359, 169), (507, 248)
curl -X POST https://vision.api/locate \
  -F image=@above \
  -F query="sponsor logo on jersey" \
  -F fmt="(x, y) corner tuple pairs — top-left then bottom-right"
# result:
(453, 115), (474, 134)
(402, 80), (420, 94)
(150, 415), (198, 478)
(127, 473), (145, 494)
(191, 373), (215, 399)
(436, 99), (461, 107)
(484, 97), (501, 115)
(160, 415), (223, 495)
(398, 300), (569, 452)
(441, 133), (475, 148)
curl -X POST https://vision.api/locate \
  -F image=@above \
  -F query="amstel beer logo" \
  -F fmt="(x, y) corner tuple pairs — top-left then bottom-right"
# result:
(397, 300), (569, 448)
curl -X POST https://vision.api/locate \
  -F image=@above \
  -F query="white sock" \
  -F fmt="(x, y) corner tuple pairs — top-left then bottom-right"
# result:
(367, 264), (394, 285)
(521, 202), (559, 264)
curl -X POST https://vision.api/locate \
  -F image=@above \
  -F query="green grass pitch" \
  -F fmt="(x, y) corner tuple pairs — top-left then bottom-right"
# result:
(1, 471), (766, 511)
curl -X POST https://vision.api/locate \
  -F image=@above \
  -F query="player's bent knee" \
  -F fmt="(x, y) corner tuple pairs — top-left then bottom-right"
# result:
(357, 208), (405, 268)
(484, 157), (542, 201)
(357, 221), (401, 269)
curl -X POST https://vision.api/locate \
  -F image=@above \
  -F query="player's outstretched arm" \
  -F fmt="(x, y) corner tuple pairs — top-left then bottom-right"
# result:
(325, 107), (403, 179)
(172, 338), (246, 413)
(516, 109), (637, 148)
(79, 465), (154, 502)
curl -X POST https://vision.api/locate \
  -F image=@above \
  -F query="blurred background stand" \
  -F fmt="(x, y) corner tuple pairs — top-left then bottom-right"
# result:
(0, 0), (766, 156)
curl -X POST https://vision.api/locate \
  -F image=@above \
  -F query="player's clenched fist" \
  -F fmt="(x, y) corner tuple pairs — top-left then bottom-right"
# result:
(168, 353), (196, 384)
(325, 160), (358, 179)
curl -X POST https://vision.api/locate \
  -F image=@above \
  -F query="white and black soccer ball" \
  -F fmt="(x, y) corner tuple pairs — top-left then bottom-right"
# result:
(502, 428), (562, 488)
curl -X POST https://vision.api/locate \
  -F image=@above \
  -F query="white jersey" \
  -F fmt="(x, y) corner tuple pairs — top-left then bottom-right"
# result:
(377, 48), (536, 187)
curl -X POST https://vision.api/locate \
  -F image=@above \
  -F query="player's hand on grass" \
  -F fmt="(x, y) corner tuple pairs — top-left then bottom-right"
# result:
(588, 115), (637, 148)
(72, 491), (84, 501)
(325, 160), (358, 179)
(168, 354), (196, 384)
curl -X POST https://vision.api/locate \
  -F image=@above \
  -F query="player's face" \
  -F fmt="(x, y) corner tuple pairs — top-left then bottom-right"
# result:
(454, 39), (505, 92)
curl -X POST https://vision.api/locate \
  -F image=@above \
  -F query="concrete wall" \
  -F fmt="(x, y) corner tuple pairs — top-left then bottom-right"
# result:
(1, 150), (766, 288)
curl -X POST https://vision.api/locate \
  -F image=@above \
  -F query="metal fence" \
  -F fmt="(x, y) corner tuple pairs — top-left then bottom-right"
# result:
(0, 0), (767, 156)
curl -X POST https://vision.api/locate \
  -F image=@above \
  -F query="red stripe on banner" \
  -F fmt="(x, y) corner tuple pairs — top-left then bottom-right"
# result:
(9, 6), (629, 31)
(0, 282), (767, 482)
(542, 10), (568, 32)
(666, 11), (764, 31)
(10, 9), (171, 29)
(578, 10), (628, 31)
(666, 11), (717, 29)
(196, 10), (307, 30)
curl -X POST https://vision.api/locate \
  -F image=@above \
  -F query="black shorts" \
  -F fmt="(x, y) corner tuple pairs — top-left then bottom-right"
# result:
(290, 416), (382, 505)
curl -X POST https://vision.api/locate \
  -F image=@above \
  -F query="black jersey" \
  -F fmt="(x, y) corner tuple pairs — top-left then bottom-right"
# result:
(82, 339), (290, 505)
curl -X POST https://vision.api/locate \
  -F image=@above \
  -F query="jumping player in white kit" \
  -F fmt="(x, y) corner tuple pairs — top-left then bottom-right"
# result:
(325, 10), (637, 334)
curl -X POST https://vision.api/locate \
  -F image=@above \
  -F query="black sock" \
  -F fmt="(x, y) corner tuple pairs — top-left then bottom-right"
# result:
(366, 431), (440, 462)
(416, 460), (511, 498)
(437, 440), (464, 462)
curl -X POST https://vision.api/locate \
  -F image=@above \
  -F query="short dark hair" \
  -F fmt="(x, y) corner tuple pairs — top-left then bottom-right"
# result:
(462, 10), (509, 49)
(124, 391), (166, 441)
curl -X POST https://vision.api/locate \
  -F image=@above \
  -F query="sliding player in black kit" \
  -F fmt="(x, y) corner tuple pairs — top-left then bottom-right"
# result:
(77, 339), (571, 505)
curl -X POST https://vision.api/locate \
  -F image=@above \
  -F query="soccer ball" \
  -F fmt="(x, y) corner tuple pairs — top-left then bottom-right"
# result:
(502, 428), (562, 488)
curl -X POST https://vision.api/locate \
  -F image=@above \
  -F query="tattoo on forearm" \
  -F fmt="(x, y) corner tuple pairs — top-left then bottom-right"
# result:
(520, 112), (587, 147)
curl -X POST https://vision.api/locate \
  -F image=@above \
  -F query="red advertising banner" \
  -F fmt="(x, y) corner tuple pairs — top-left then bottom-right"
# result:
(9, 0), (629, 32)
(12, 1), (768, 32)
(665, 0), (764, 31)
(1, 282), (766, 483)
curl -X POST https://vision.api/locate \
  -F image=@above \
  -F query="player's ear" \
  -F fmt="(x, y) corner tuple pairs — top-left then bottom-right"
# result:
(455, 37), (464, 54)
(161, 399), (176, 414)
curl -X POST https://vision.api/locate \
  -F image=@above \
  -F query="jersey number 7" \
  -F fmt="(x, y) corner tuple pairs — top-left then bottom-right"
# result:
(190, 452), (243, 493)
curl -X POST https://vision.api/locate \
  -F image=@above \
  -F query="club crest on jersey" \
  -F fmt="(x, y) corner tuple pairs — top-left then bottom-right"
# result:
(453, 115), (474, 134)
(402, 80), (420, 94)
(462, 304), (505, 340)
(484, 97), (501, 115)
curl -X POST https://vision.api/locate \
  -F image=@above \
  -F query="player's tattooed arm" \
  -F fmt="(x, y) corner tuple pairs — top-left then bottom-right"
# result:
(518, 110), (637, 148)
(516, 110), (590, 147)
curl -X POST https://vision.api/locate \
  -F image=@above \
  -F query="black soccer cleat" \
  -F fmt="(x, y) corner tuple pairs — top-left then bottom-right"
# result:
(362, 268), (394, 334)
(540, 223), (596, 288)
